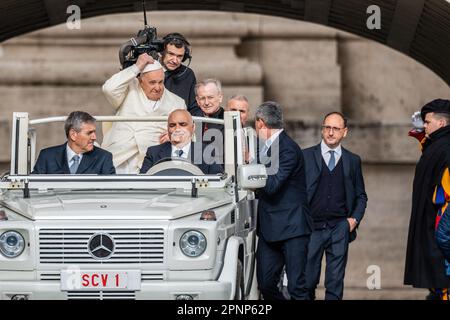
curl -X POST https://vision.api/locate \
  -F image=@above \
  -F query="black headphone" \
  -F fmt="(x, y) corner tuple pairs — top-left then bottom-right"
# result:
(162, 33), (192, 63)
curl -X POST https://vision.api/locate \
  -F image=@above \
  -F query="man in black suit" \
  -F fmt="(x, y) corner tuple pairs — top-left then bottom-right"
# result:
(140, 109), (223, 175)
(303, 112), (367, 300)
(255, 101), (313, 300)
(32, 111), (115, 174)
(189, 79), (226, 165)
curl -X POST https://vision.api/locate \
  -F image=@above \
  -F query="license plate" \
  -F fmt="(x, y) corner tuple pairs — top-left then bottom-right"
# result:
(60, 270), (141, 291)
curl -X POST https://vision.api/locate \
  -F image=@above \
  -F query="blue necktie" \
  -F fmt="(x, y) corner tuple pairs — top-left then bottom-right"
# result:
(328, 150), (335, 171)
(69, 155), (80, 174)
(176, 149), (184, 158)
(259, 143), (269, 164)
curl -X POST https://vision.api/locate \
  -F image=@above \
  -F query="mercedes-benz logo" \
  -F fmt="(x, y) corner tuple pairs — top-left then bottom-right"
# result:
(87, 233), (115, 260)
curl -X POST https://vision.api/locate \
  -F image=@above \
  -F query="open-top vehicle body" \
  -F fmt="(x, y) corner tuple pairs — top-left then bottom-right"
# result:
(0, 111), (266, 300)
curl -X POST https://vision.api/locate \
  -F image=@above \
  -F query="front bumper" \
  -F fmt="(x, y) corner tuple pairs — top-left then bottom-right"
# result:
(0, 280), (232, 300)
(0, 236), (243, 300)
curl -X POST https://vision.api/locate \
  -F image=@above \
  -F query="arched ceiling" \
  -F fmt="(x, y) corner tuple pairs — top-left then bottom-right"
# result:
(1, 0), (449, 85)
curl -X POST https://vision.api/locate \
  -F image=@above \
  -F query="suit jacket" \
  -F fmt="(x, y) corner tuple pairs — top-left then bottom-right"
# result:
(303, 143), (368, 242)
(257, 131), (313, 242)
(139, 141), (223, 175)
(32, 143), (116, 174)
(101, 64), (186, 168)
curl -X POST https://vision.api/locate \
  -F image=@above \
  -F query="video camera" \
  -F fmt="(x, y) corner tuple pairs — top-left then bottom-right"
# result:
(119, 25), (164, 69)
(118, 0), (166, 69)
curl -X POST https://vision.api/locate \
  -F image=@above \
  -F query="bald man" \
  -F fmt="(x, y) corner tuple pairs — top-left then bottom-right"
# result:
(101, 53), (186, 174)
(140, 109), (223, 174)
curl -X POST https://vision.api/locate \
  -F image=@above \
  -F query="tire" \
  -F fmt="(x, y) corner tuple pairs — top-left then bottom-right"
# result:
(234, 259), (245, 300)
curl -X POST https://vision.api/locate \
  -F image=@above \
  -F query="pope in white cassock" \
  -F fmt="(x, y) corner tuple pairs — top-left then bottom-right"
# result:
(101, 53), (186, 173)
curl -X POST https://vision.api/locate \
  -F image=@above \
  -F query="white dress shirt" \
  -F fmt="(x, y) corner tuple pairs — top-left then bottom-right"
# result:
(66, 144), (83, 168)
(320, 140), (342, 166)
(264, 129), (284, 151)
(171, 143), (191, 159)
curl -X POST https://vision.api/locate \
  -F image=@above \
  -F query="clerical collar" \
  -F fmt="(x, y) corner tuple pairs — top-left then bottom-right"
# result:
(204, 107), (224, 119)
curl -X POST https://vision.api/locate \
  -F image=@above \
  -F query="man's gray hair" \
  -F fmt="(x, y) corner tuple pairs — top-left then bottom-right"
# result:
(255, 101), (284, 129)
(64, 111), (96, 137)
(228, 94), (249, 103)
(195, 78), (222, 96)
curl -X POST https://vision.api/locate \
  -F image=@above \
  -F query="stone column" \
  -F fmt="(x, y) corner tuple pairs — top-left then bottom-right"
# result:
(237, 14), (342, 121)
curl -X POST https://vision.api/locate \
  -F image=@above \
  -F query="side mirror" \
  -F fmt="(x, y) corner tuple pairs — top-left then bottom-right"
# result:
(237, 164), (267, 189)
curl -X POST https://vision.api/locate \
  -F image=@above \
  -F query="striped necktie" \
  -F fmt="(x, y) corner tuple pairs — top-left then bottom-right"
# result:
(69, 155), (80, 174)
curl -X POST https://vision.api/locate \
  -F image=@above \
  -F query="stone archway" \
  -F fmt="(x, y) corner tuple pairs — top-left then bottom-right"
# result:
(1, 1), (450, 299)
(1, 0), (450, 85)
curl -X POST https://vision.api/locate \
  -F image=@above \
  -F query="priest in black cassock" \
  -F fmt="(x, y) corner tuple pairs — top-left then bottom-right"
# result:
(404, 99), (450, 299)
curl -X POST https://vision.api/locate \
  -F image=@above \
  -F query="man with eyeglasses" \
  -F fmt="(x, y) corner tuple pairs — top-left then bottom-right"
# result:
(302, 112), (367, 300)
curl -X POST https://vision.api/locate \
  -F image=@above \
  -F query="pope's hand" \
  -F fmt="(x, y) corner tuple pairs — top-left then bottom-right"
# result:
(135, 53), (155, 71)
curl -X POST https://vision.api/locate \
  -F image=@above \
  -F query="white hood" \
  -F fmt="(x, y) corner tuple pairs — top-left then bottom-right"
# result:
(1, 189), (232, 220)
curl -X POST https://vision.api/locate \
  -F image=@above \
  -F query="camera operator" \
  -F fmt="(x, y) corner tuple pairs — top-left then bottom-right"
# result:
(161, 33), (199, 115)
(140, 32), (198, 115)
(101, 53), (186, 174)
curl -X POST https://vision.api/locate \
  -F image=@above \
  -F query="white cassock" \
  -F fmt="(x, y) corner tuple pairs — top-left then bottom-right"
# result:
(101, 64), (186, 173)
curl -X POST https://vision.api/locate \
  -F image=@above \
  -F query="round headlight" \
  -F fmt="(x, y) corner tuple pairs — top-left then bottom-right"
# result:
(179, 230), (207, 257)
(0, 231), (25, 258)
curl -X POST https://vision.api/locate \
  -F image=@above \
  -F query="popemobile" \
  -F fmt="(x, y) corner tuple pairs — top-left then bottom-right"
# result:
(0, 111), (266, 300)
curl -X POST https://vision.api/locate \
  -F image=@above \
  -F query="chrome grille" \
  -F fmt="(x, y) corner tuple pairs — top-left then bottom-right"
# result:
(39, 273), (60, 281)
(39, 229), (164, 264)
(141, 272), (164, 281)
(67, 291), (135, 300)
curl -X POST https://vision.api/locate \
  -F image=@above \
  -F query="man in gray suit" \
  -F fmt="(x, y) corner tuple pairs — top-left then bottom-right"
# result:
(303, 112), (367, 300)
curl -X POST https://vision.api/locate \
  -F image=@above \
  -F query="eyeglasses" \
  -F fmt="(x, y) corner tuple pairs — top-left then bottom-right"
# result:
(322, 125), (345, 132)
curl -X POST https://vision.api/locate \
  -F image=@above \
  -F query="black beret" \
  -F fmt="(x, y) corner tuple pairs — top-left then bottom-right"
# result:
(421, 99), (450, 121)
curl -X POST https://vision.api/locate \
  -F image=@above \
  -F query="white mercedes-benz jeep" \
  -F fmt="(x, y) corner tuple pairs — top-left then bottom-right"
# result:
(0, 112), (267, 300)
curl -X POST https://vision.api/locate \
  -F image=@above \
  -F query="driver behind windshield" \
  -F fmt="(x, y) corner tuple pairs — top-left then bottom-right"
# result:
(139, 109), (223, 174)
